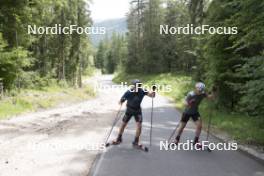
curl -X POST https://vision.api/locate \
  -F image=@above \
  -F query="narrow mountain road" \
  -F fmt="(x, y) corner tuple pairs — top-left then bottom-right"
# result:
(0, 75), (263, 176)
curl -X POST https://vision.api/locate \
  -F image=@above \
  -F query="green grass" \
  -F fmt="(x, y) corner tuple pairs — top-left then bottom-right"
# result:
(114, 72), (264, 146)
(200, 105), (264, 146)
(0, 85), (95, 119)
(0, 98), (33, 118)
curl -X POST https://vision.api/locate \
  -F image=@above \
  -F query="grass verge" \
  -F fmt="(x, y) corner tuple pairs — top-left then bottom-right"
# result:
(0, 85), (95, 119)
(114, 72), (264, 146)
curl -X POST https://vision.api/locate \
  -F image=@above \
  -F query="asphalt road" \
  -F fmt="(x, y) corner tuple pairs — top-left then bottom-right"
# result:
(89, 78), (264, 176)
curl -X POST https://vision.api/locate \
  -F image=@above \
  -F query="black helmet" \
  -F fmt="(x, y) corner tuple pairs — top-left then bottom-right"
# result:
(131, 79), (141, 86)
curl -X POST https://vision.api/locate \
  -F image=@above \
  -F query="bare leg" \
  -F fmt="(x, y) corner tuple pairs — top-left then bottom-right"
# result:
(118, 122), (127, 135)
(193, 118), (202, 143)
(132, 122), (142, 145)
(174, 122), (187, 143)
(114, 122), (127, 143)
(176, 122), (187, 137)
(135, 122), (142, 138)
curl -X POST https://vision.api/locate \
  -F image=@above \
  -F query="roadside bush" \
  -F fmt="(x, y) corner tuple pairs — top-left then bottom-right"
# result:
(20, 72), (57, 90)
(235, 56), (264, 116)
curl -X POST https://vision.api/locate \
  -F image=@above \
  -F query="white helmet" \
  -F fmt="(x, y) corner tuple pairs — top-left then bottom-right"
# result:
(195, 82), (206, 92)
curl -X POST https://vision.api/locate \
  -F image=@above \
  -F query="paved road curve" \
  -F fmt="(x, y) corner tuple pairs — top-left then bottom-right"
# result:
(89, 78), (264, 176)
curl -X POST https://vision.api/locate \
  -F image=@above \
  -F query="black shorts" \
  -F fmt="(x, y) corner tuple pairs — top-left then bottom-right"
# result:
(181, 112), (201, 123)
(122, 107), (143, 123)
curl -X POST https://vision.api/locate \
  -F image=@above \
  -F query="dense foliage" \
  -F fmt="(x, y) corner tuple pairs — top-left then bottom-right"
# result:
(202, 0), (264, 115)
(96, 0), (264, 116)
(95, 33), (127, 74)
(0, 0), (93, 89)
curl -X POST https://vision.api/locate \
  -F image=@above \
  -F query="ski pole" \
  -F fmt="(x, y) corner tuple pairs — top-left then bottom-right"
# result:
(168, 122), (180, 143)
(206, 86), (217, 141)
(206, 111), (212, 141)
(205, 105), (214, 152)
(149, 84), (157, 147)
(104, 104), (123, 145)
(150, 97), (154, 147)
(206, 87), (217, 152)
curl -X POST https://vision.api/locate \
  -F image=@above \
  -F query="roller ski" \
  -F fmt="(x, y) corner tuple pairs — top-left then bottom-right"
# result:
(132, 141), (149, 152)
(105, 136), (122, 147)
(166, 133), (180, 148)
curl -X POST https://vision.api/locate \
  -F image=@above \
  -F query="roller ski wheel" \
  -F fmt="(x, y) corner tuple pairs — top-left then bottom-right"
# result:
(105, 139), (122, 147)
(132, 142), (149, 152)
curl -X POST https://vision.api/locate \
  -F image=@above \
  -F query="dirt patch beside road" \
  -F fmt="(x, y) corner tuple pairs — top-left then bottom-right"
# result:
(0, 75), (122, 176)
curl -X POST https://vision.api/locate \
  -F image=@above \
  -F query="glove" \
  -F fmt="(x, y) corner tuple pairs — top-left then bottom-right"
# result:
(152, 85), (157, 91)
(188, 99), (195, 106)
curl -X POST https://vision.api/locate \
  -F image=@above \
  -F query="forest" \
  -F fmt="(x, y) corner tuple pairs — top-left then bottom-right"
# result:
(95, 0), (264, 117)
(0, 1), (264, 175)
(0, 0), (93, 91)
(0, 0), (263, 144)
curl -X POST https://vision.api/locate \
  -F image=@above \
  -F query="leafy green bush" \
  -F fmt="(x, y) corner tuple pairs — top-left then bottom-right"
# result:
(0, 33), (32, 90)
(235, 56), (264, 116)
(202, 0), (264, 112)
(19, 72), (57, 90)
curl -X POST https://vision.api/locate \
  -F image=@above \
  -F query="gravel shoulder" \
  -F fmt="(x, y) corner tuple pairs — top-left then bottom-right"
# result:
(0, 75), (122, 176)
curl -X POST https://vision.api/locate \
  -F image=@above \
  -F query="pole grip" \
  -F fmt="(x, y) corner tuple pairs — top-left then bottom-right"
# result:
(152, 84), (157, 91)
